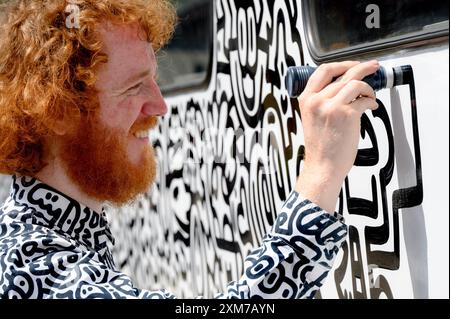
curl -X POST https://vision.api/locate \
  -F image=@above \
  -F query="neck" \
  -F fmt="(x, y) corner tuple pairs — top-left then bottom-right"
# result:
(35, 158), (104, 214)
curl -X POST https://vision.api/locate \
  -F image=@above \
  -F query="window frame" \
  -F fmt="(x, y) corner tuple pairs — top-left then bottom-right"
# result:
(160, 0), (215, 96)
(302, 0), (449, 63)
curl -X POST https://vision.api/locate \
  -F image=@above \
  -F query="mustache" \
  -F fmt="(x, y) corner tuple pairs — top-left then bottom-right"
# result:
(129, 116), (159, 134)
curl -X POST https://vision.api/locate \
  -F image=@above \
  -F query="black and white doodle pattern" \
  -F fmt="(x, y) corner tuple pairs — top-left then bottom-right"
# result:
(0, 0), (425, 299)
(0, 176), (346, 298)
(108, 0), (424, 299)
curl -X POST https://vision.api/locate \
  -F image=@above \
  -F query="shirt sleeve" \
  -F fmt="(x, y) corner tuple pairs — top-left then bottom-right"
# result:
(213, 191), (348, 299)
(143, 191), (347, 299)
(1, 191), (347, 299)
(58, 191), (347, 299)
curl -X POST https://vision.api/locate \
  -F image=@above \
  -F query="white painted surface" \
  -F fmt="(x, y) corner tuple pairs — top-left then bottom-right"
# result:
(0, 0), (447, 299)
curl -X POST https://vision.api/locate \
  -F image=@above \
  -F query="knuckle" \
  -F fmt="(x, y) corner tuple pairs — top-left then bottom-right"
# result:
(361, 81), (372, 89)
(357, 98), (376, 111)
(317, 63), (331, 73)
(349, 79), (362, 87)
(351, 80), (373, 94)
(359, 83), (370, 93)
(339, 76), (350, 85)
(362, 83), (376, 96)
(300, 94), (319, 108)
(298, 94), (308, 107)
(309, 94), (325, 108)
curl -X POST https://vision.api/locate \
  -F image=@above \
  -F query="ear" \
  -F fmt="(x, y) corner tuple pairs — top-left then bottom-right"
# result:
(49, 117), (78, 136)
(51, 120), (69, 136)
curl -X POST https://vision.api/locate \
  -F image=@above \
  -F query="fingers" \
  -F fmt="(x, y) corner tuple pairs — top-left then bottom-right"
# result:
(299, 60), (379, 117)
(319, 60), (380, 98)
(350, 97), (379, 114)
(340, 60), (380, 83)
(334, 80), (376, 104)
(303, 61), (360, 93)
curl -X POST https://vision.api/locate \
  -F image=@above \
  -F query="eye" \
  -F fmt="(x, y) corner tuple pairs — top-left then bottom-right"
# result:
(126, 83), (143, 95)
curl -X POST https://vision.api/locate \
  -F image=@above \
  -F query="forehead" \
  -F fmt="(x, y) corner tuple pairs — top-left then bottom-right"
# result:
(96, 23), (156, 87)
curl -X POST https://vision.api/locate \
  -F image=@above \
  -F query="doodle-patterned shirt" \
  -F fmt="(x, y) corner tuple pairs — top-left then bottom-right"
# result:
(0, 176), (347, 299)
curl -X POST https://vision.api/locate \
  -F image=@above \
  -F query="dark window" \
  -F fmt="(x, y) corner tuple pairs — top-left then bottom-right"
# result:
(158, 0), (213, 92)
(303, 0), (449, 61)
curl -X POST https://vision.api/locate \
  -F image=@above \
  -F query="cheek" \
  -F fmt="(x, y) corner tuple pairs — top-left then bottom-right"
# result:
(100, 97), (141, 129)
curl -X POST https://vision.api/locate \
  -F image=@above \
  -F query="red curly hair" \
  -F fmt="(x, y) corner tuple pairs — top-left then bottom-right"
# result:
(0, 0), (176, 176)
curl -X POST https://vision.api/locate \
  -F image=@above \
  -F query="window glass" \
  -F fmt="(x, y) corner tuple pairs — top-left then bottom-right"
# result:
(304, 0), (449, 60)
(157, 0), (212, 91)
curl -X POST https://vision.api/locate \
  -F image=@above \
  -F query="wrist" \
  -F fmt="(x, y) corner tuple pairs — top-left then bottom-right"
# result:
(295, 165), (345, 213)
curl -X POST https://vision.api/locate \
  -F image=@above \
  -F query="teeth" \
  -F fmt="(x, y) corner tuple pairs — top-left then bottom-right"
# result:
(133, 130), (149, 139)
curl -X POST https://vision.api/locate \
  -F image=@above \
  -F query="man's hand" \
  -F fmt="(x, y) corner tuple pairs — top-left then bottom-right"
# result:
(295, 60), (380, 213)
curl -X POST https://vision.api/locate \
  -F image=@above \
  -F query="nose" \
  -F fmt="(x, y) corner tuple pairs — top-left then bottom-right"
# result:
(141, 80), (168, 117)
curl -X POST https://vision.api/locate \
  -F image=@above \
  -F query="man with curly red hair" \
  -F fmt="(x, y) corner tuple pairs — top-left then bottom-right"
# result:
(0, 0), (176, 206)
(0, 0), (379, 299)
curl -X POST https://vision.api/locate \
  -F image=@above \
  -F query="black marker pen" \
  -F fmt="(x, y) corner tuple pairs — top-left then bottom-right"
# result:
(286, 65), (412, 98)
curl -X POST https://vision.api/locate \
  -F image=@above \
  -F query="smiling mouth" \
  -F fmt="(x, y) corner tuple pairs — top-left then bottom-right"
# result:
(130, 116), (159, 139)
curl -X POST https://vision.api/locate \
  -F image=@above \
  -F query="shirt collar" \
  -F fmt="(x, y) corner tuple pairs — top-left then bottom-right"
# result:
(8, 175), (115, 256)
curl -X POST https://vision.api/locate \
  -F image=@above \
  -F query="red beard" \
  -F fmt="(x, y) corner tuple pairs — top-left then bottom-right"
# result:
(60, 115), (158, 206)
